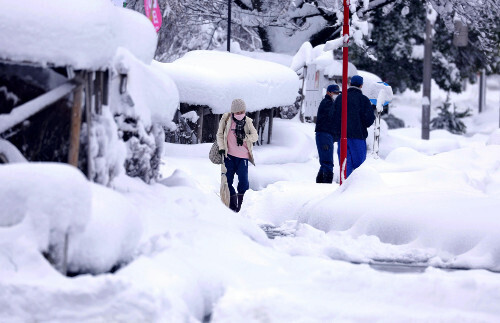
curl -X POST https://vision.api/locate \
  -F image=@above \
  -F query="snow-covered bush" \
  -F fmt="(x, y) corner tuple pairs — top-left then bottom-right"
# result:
(165, 110), (197, 144)
(79, 107), (127, 186)
(279, 94), (301, 119)
(110, 49), (179, 183)
(116, 114), (164, 183)
(430, 96), (472, 135)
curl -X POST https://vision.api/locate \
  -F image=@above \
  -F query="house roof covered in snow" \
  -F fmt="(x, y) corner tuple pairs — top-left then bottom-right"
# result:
(0, 0), (157, 69)
(154, 50), (300, 114)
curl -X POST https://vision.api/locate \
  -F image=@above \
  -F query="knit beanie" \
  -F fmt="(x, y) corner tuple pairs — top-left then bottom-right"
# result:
(231, 99), (246, 113)
(350, 75), (363, 87)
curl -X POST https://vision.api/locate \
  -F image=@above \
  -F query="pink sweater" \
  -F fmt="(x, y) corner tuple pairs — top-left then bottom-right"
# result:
(227, 119), (250, 159)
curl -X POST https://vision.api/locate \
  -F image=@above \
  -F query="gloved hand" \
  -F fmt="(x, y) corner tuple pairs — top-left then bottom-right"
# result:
(219, 149), (225, 155)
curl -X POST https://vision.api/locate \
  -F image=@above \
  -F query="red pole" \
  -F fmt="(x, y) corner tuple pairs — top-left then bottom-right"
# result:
(340, 0), (349, 185)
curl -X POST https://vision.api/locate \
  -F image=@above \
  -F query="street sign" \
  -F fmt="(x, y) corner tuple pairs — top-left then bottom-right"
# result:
(144, 0), (162, 32)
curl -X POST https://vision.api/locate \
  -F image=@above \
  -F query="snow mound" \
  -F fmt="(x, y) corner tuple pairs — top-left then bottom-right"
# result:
(0, 0), (157, 69)
(159, 169), (199, 188)
(295, 145), (500, 270)
(154, 50), (300, 114)
(487, 129), (500, 145)
(68, 183), (142, 274)
(0, 163), (91, 251)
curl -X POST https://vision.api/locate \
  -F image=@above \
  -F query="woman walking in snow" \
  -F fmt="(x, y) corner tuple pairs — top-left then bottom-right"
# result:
(216, 99), (258, 212)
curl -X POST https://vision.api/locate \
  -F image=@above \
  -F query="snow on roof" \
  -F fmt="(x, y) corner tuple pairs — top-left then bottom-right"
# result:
(154, 50), (300, 114)
(291, 42), (357, 78)
(111, 48), (179, 127)
(0, 0), (157, 69)
(217, 42), (294, 67)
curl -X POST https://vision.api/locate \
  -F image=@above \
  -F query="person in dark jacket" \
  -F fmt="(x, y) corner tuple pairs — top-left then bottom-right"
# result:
(314, 84), (341, 184)
(332, 75), (375, 179)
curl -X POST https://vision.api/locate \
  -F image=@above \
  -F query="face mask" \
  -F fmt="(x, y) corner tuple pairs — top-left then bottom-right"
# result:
(234, 113), (245, 120)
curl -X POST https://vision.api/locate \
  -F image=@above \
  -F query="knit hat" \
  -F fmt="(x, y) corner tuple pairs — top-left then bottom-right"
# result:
(350, 75), (363, 87)
(231, 99), (246, 113)
(327, 84), (341, 93)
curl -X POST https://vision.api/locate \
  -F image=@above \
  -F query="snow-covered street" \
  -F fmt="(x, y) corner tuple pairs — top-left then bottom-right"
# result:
(2, 83), (500, 321)
(1, 0), (500, 321)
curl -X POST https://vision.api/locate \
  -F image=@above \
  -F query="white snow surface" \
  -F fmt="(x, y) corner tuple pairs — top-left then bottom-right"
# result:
(153, 50), (300, 114)
(1, 74), (500, 321)
(0, 0), (157, 69)
(0, 164), (91, 252)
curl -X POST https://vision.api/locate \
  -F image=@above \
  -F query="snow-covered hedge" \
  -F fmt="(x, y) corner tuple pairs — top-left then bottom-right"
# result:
(154, 50), (300, 114)
(110, 48), (179, 183)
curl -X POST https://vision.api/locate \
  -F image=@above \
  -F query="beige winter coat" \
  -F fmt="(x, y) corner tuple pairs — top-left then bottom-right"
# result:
(216, 113), (258, 165)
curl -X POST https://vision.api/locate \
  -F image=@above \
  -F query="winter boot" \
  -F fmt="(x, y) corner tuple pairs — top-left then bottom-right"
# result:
(229, 195), (238, 212)
(323, 171), (333, 184)
(316, 171), (325, 184)
(236, 193), (245, 212)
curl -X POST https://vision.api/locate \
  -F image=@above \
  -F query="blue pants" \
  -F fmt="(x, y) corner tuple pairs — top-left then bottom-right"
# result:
(316, 132), (334, 174)
(337, 138), (367, 178)
(224, 154), (249, 196)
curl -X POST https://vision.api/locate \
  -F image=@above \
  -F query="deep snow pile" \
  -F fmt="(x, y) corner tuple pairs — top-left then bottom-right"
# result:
(0, 0), (157, 68)
(0, 164), (91, 273)
(153, 50), (300, 114)
(0, 163), (142, 275)
(2, 167), (500, 322)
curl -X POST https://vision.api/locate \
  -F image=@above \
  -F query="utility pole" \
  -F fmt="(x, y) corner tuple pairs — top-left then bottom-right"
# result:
(421, 9), (433, 140)
(479, 69), (486, 113)
(227, 0), (232, 52)
(339, 0), (349, 185)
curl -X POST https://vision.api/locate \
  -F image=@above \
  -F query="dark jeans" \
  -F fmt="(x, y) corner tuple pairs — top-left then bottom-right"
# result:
(337, 138), (367, 178)
(224, 154), (249, 196)
(316, 132), (334, 174)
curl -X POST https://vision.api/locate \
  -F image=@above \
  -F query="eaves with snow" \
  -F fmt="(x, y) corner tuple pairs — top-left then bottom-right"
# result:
(0, 0), (157, 69)
(153, 50), (301, 114)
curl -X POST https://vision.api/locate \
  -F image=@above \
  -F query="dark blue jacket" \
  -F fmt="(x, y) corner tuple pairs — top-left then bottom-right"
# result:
(315, 94), (335, 135)
(332, 87), (375, 140)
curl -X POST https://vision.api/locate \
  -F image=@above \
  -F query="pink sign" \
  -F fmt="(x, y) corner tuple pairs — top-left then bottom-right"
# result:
(144, 0), (162, 32)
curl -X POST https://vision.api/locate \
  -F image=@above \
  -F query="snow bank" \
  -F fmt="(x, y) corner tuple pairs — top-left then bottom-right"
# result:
(0, 163), (91, 251)
(290, 145), (500, 271)
(68, 182), (142, 274)
(0, 163), (142, 275)
(111, 48), (179, 127)
(0, 0), (157, 69)
(487, 129), (500, 145)
(153, 50), (300, 114)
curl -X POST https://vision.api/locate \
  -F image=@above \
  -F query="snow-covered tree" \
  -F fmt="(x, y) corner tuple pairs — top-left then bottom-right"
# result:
(349, 0), (498, 93)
